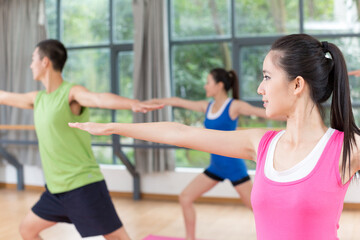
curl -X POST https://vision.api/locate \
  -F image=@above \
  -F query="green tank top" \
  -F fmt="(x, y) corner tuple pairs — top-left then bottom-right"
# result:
(34, 81), (104, 193)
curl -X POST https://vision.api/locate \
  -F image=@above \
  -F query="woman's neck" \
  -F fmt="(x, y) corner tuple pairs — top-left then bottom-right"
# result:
(213, 92), (229, 104)
(284, 101), (328, 146)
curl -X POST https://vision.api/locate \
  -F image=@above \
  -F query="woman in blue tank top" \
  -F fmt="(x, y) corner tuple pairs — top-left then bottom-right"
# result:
(146, 68), (271, 240)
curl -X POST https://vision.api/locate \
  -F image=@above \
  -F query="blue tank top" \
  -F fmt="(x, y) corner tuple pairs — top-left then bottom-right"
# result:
(203, 98), (248, 181)
(204, 99), (240, 166)
(204, 98), (238, 131)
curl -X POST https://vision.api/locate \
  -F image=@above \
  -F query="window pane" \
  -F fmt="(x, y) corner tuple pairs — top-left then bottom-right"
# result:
(63, 48), (111, 143)
(325, 37), (360, 103)
(118, 52), (134, 99)
(172, 42), (232, 124)
(235, 0), (299, 36)
(62, 0), (109, 46)
(172, 42), (231, 168)
(176, 149), (210, 168)
(45, 0), (57, 39)
(171, 0), (231, 40)
(116, 52), (134, 150)
(113, 0), (134, 43)
(304, 0), (360, 34)
(63, 49), (110, 92)
(353, 108), (360, 126)
(240, 45), (270, 100)
(93, 146), (112, 164)
(114, 147), (135, 165)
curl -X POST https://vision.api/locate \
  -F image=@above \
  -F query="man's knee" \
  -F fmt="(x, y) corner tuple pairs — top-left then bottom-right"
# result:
(19, 212), (54, 240)
(103, 226), (131, 240)
(19, 219), (37, 240)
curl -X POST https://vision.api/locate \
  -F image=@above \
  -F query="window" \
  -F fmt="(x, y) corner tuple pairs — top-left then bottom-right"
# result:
(235, 0), (299, 36)
(46, 0), (360, 168)
(113, 0), (134, 43)
(116, 51), (135, 164)
(45, 0), (134, 164)
(304, 0), (360, 34)
(62, 0), (110, 46)
(169, 0), (360, 169)
(171, 0), (231, 40)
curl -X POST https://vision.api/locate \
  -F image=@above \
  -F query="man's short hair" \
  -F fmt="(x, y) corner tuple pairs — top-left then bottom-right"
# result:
(36, 39), (67, 72)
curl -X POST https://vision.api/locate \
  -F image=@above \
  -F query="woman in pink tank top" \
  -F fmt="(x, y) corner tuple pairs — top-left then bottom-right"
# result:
(69, 34), (360, 240)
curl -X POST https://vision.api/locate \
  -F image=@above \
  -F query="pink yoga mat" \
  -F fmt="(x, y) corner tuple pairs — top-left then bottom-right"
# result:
(143, 235), (207, 240)
(142, 235), (184, 240)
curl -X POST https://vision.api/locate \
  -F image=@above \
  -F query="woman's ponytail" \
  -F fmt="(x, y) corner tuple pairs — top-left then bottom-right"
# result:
(327, 42), (360, 179)
(209, 68), (240, 99)
(228, 70), (239, 100)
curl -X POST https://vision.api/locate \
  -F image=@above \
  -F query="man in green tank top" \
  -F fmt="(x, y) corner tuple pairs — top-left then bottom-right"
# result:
(0, 40), (161, 240)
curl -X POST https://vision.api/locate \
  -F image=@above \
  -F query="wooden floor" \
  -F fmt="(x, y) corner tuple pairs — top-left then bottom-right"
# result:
(1, 188), (359, 240)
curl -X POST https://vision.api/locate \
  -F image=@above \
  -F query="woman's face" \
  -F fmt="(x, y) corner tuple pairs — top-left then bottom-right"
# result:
(204, 74), (223, 98)
(257, 50), (295, 118)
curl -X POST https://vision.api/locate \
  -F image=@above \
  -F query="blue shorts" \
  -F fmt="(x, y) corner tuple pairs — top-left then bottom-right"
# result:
(204, 155), (250, 186)
(32, 180), (122, 238)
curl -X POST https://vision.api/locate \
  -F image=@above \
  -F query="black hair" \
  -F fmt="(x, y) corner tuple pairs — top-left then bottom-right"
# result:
(36, 39), (67, 72)
(209, 68), (239, 99)
(271, 34), (360, 179)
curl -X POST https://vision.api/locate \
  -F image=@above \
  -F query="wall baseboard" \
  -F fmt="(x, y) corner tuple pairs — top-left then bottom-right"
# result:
(110, 191), (244, 204)
(1, 183), (359, 210)
(0, 183), (45, 191)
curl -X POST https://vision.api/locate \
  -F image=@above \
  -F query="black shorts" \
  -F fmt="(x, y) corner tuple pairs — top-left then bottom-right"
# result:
(204, 169), (251, 186)
(32, 180), (123, 238)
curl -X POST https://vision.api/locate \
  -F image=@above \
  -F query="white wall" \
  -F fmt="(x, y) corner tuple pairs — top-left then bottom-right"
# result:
(0, 163), (359, 203)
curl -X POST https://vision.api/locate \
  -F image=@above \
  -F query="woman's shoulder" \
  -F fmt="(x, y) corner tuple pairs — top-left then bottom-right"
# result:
(241, 128), (274, 147)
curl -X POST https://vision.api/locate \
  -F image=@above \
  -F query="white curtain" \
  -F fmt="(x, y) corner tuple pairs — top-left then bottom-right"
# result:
(0, 0), (47, 166)
(132, 0), (175, 173)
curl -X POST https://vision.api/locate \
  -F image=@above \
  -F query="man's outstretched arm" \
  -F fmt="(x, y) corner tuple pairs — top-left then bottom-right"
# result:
(0, 91), (38, 109)
(69, 85), (163, 113)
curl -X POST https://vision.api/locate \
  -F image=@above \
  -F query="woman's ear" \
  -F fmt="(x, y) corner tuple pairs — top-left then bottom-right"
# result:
(293, 76), (305, 96)
(217, 81), (225, 90)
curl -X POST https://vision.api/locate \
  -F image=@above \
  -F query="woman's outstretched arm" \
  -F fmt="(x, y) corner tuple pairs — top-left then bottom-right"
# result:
(69, 122), (266, 161)
(231, 100), (286, 121)
(145, 97), (208, 113)
(348, 70), (360, 77)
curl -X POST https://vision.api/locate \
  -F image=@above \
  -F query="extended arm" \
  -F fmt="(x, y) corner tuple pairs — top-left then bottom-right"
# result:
(69, 85), (163, 113)
(348, 70), (360, 77)
(0, 90), (38, 109)
(232, 100), (267, 118)
(145, 97), (208, 113)
(232, 100), (286, 121)
(69, 121), (266, 161)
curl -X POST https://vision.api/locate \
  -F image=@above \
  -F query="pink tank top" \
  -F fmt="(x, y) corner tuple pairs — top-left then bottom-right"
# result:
(251, 130), (350, 240)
